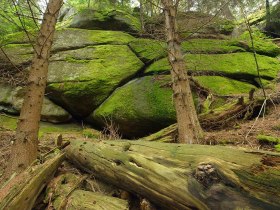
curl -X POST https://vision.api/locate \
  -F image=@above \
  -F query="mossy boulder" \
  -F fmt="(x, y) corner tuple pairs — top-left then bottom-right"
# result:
(66, 8), (141, 34)
(194, 76), (256, 96)
(91, 75), (177, 137)
(46, 45), (144, 117)
(146, 52), (280, 83)
(128, 38), (245, 64)
(0, 29), (143, 118)
(0, 83), (71, 123)
(237, 31), (280, 57)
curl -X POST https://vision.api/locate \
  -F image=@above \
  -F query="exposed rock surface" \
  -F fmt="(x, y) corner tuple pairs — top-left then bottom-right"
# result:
(0, 83), (71, 123)
(0, 9), (280, 137)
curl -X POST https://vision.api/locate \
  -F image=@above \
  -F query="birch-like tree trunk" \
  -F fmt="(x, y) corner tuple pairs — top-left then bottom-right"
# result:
(161, 0), (203, 143)
(8, 0), (63, 175)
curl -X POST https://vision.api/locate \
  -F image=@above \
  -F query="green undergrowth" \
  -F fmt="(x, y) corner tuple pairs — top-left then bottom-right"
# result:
(146, 52), (280, 80)
(257, 135), (280, 145)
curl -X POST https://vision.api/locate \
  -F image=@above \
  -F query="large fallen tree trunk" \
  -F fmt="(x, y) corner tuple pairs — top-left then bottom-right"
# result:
(66, 139), (280, 210)
(0, 152), (65, 210)
(65, 190), (128, 210)
(44, 172), (129, 210)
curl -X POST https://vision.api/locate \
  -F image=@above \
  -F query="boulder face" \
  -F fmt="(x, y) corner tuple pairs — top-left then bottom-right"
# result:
(0, 29), (144, 118)
(1, 8), (280, 137)
(63, 9), (141, 34)
(46, 44), (144, 117)
(0, 83), (71, 123)
(91, 75), (177, 137)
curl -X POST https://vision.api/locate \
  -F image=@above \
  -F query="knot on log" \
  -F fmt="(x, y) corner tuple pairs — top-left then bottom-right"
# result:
(194, 163), (220, 187)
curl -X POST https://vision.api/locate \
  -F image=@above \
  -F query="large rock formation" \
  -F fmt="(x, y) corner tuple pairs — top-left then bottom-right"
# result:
(0, 9), (280, 137)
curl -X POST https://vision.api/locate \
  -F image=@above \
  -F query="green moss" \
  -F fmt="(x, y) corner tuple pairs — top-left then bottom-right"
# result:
(53, 29), (135, 51)
(257, 135), (280, 145)
(0, 115), (82, 135)
(68, 8), (141, 33)
(129, 38), (245, 64)
(181, 39), (244, 54)
(275, 144), (280, 152)
(194, 76), (256, 95)
(92, 75), (178, 137)
(146, 52), (280, 81)
(82, 128), (100, 138)
(3, 30), (37, 44)
(129, 39), (167, 63)
(0, 43), (33, 65)
(46, 45), (144, 117)
(237, 30), (280, 57)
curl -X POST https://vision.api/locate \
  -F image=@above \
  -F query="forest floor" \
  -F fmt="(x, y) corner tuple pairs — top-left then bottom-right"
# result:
(205, 104), (280, 150)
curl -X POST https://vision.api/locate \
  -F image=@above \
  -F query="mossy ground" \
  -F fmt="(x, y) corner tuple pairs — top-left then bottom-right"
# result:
(0, 115), (82, 137)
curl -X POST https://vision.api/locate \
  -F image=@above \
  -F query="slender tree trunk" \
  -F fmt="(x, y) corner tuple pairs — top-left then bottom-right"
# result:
(7, 0), (63, 175)
(265, 0), (271, 30)
(161, 0), (203, 144)
(139, 0), (145, 33)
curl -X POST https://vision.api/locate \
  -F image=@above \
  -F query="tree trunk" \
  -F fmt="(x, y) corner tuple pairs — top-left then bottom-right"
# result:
(265, 0), (271, 30)
(62, 190), (129, 210)
(0, 153), (65, 210)
(161, 0), (203, 144)
(7, 0), (63, 175)
(66, 139), (280, 210)
(139, 0), (145, 33)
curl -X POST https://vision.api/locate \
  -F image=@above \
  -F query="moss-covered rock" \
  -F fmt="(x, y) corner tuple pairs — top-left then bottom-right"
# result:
(0, 83), (71, 123)
(0, 29), (135, 70)
(129, 39), (167, 64)
(181, 39), (245, 54)
(146, 52), (280, 82)
(53, 28), (135, 51)
(67, 8), (141, 34)
(236, 30), (280, 57)
(3, 28), (135, 51)
(194, 76), (256, 96)
(91, 75), (177, 137)
(128, 38), (245, 64)
(46, 45), (144, 117)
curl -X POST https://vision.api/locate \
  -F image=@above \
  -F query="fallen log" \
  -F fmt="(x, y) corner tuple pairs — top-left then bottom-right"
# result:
(0, 152), (65, 210)
(65, 190), (128, 210)
(66, 139), (280, 210)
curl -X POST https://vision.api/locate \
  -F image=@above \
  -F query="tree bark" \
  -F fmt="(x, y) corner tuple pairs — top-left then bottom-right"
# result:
(0, 153), (65, 210)
(7, 0), (63, 175)
(65, 190), (129, 210)
(265, 0), (271, 30)
(161, 0), (203, 144)
(66, 139), (280, 210)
